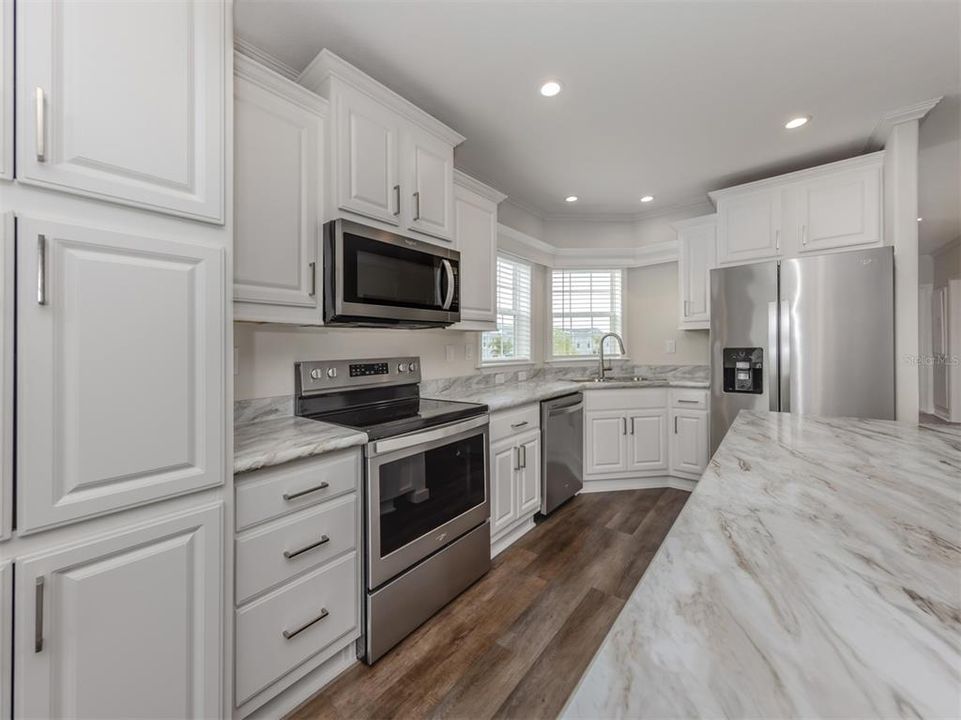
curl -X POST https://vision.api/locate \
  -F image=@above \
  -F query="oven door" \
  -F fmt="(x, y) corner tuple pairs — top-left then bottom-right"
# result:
(366, 416), (488, 589)
(326, 219), (460, 326)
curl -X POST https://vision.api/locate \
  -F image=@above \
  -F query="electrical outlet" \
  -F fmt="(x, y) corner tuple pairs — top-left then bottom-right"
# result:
(465, 343), (474, 361)
(665, 339), (676, 354)
(518, 371), (528, 381)
(494, 373), (506, 385)
(445, 344), (455, 362)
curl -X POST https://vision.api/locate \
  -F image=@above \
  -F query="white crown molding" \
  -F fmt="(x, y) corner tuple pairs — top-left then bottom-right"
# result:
(234, 52), (329, 115)
(709, 150), (885, 201)
(671, 213), (717, 232)
(234, 36), (300, 82)
(865, 96), (943, 151)
(453, 169), (507, 204)
(543, 195), (714, 224)
(299, 49), (466, 147)
(497, 223), (677, 268)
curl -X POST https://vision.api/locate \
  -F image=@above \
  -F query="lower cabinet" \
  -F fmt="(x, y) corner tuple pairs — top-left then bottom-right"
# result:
(670, 409), (709, 478)
(489, 405), (541, 548)
(14, 503), (224, 720)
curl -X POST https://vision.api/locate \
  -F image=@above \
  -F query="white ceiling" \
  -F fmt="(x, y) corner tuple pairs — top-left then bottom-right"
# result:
(235, 1), (960, 219)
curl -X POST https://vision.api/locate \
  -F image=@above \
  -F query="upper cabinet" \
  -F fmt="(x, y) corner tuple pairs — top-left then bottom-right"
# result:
(711, 152), (883, 266)
(16, 0), (226, 223)
(675, 214), (716, 330)
(299, 49), (465, 245)
(451, 171), (505, 330)
(0, 0), (12, 181)
(234, 54), (327, 324)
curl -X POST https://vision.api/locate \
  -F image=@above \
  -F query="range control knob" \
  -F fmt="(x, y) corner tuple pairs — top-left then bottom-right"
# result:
(326, 367), (338, 379)
(310, 368), (323, 380)
(409, 362), (418, 373)
(397, 362), (409, 373)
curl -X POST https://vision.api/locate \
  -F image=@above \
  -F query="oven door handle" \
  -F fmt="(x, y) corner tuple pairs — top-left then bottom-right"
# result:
(441, 259), (455, 310)
(369, 415), (488, 456)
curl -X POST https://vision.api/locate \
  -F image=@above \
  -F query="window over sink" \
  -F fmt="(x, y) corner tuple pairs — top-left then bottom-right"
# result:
(551, 268), (624, 359)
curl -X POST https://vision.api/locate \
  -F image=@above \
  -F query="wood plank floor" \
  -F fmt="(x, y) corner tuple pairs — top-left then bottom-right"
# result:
(290, 488), (690, 720)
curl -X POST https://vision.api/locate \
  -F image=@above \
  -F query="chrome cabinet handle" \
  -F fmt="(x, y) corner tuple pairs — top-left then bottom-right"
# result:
(37, 235), (47, 305)
(775, 228), (780, 252)
(674, 416), (678, 434)
(800, 224), (807, 247)
(393, 185), (401, 216)
(308, 261), (316, 297)
(283, 535), (329, 559)
(629, 417), (635, 435)
(621, 417), (627, 435)
(413, 191), (421, 220)
(35, 577), (45, 653)
(683, 300), (689, 317)
(441, 259), (455, 310)
(35, 88), (46, 162)
(510, 421), (528, 429)
(520, 444), (527, 469)
(282, 481), (329, 501)
(282, 608), (329, 639)
(677, 399), (699, 404)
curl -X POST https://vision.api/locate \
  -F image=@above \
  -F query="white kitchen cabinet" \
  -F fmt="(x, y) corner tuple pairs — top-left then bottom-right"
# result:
(489, 405), (541, 548)
(0, 560), (10, 720)
(794, 163), (882, 253)
(675, 214), (716, 329)
(234, 54), (327, 324)
(670, 409), (709, 478)
(627, 410), (669, 473)
(715, 187), (782, 265)
(0, 0), (12, 180)
(299, 50), (464, 246)
(16, 0), (226, 223)
(0, 214), (10, 540)
(517, 434), (542, 517)
(17, 217), (225, 533)
(14, 503), (224, 719)
(490, 439), (519, 537)
(450, 171), (505, 329)
(585, 411), (628, 475)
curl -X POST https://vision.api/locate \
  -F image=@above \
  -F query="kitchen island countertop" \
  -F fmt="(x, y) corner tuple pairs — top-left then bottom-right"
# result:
(564, 410), (961, 719)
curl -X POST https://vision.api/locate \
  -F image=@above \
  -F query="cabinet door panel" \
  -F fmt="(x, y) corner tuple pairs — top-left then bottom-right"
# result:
(628, 411), (668, 472)
(234, 69), (323, 312)
(0, 215), (10, 540)
(17, 0), (225, 222)
(0, 0), (12, 180)
(585, 412), (627, 474)
(796, 166), (881, 253)
(0, 561), (10, 720)
(671, 410), (708, 476)
(405, 128), (453, 241)
(490, 440), (518, 536)
(717, 189), (781, 264)
(517, 433), (541, 516)
(453, 183), (497, 323)
(679, 221), (716, 327)
(18, 218), (224, 533)
(336, 86), (399, 224)
(15, 504), (223, 720)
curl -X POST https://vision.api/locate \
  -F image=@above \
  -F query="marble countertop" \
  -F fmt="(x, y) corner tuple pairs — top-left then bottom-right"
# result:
(564, 411), (961, 719)
(233, 416), (367, 475)
(425, 377), (709, 413)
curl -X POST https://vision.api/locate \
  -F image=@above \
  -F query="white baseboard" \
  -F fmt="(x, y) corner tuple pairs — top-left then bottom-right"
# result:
(491, 516), (536, 558)
(581, 476), (696, 493)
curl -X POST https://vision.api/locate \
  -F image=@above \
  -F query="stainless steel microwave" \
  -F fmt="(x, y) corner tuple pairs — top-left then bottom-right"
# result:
(323, 219), (460, 328)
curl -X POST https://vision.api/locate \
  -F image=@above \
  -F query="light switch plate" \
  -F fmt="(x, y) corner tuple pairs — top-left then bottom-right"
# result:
(445, 344), (455, 361)
(665, 340), (676, 354)
(465, 343), (474, 361)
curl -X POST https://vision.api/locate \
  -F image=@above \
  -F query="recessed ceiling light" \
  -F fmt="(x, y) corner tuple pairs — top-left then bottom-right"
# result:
(785, 116), (810, 129)
(640, 195), (655, 203)
(565, 195), (578, 202)
(917, 217), (923, 222)
(540, 81), (562, 97)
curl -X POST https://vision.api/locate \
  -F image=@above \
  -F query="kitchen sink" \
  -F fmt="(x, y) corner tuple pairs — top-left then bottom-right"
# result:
(571, 375), (661, 383)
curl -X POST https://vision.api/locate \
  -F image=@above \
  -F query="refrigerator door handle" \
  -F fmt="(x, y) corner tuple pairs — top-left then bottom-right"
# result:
(768, 301), (779, 412)
(780, 301), (791, 414)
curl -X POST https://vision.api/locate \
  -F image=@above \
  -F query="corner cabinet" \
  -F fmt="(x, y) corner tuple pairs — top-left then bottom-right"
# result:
(711, 152), (883, 265)
(450, 171), (505, 330)
(17, 217), (225, 534)
(16, 0), (226, 223)
(489, 405), (541, 552)
(299, 49), (465, 246)
(675, 214), (716, 330)
(234, 54), (327, 324)
(14, 504), (224, 720)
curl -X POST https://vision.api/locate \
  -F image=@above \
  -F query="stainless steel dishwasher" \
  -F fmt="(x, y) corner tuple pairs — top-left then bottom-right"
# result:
(540, 392), (584, 514)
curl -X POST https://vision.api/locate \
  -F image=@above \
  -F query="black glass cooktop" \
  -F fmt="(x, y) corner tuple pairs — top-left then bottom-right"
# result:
(303, 397), (488, 441)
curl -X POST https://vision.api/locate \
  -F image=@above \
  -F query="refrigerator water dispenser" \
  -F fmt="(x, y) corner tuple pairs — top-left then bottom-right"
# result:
(722, 348), (763, 394)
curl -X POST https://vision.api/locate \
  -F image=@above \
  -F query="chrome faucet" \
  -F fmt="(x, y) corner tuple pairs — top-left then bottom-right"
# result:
(597, 332), (626, 380)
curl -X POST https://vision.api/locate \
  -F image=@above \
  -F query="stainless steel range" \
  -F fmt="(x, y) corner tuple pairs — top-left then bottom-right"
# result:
(295, 357), (490, 663)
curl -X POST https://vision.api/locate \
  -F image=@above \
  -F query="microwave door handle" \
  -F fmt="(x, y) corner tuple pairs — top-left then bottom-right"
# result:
(441, 259), (455, 310)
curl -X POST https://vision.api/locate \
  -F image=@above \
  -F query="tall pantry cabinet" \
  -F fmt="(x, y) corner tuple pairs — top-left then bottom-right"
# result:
(0, 1), (233, 717)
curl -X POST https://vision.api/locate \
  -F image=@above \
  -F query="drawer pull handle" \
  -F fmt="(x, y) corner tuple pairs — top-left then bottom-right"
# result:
(282, 608), (329, 639)
(282, 481), (329, 501)
(510, 421), (528, 429)
(677, 399), (699, 404)
(283, 535), (330, 559)
(35, 577), (45, 653)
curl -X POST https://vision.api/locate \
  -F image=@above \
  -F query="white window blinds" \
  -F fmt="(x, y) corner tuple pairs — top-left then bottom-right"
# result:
(482, 255), (532, 362)
(552, 269), (623, 357)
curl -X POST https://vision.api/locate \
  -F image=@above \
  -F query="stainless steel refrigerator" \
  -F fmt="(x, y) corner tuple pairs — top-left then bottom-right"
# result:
(710, 246), (895, 454)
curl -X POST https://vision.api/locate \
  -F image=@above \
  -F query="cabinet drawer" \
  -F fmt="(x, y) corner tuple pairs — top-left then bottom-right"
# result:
(490, 404), (540, 444)
(236, 494), (357, 605)
(584, 388), (668, 412)
(235, 450), (361, 531)
(671, 389), (708, 410)
(235, 552), (359, 704)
